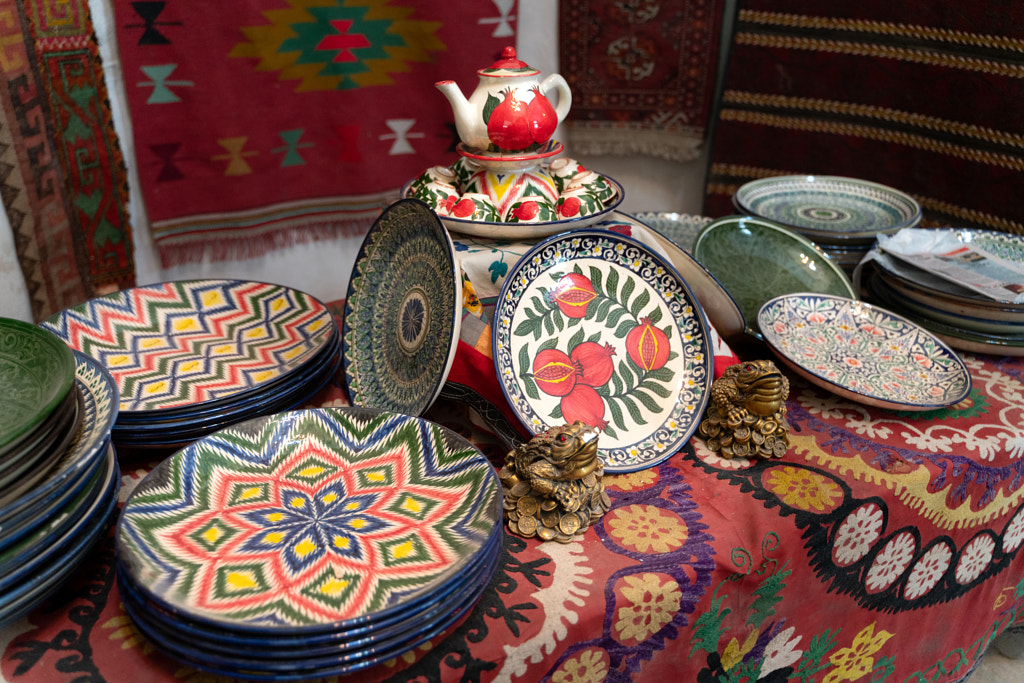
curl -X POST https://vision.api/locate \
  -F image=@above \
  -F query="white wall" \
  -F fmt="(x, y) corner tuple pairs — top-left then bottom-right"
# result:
(0, 0), (709, 323)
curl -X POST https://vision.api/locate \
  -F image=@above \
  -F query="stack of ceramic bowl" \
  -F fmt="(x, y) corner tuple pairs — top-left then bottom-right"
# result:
(115, 407), (502, 680)
(733, 175), (922, 276)
(862, 229), (1024, 356)
(1, 341), (120, 627)
(40, 280), (341, 451)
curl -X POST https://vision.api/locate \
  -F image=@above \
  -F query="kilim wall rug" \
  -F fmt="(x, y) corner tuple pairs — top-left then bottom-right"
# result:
(109, 0), (517, 266)
(704, 0), (1024, 235)
(0, 0), (135, 322)
(558, 0), (726, 163)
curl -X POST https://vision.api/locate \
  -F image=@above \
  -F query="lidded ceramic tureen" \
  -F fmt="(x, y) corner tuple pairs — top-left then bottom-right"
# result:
(436, 46), (572, 153)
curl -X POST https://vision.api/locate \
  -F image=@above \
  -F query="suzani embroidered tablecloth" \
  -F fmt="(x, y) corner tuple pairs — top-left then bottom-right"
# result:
(2, 295), (1023, 682)
(107, 0), (517, 265)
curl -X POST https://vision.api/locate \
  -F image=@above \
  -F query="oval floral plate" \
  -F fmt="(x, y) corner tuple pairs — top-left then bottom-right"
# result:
(757, 293), (971, 410)
(40, 279), (335, 414)
(342, 199), (461, 416)
(493, 230), (713, 472)
(116, 407), (501, 632)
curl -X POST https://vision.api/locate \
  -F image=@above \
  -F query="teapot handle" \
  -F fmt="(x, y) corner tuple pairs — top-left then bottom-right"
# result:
(540, 74), (573, 123)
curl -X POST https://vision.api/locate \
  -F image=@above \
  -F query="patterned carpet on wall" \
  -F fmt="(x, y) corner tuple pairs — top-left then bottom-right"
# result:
(108, 0), (517, 267)
(558, 0), (726, 162)
(704, 0), (1024, 235)
(0, 0), (135, 321)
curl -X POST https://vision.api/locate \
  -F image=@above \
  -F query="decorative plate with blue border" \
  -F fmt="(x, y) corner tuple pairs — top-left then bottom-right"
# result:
(493, 229), (713, 472)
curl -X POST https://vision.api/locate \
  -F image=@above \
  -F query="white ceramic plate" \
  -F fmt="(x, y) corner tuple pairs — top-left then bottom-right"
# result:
(493, 229), (713, 472)
(758, 293), (972, 410)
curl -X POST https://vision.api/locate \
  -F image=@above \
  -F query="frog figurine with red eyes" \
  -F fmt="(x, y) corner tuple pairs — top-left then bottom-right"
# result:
(499, 420), (611, 543)
(699, 359), (791, 459)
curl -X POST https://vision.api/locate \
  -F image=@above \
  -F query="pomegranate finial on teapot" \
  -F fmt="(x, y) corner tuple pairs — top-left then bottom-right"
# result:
(435, 46), (572, 153)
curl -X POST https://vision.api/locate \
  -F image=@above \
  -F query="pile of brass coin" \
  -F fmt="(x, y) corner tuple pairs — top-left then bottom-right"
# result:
(699, 359), (791, 459)
(499, 420), (611, 543)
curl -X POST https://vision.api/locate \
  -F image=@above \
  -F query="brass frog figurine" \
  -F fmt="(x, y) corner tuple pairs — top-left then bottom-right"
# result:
(499, 420), (611, 543)
(699, 360), (791, 459)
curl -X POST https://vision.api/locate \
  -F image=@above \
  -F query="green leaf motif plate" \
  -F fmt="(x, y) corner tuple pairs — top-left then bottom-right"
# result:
(116, 407), (500, 631)
(693, 215), (857, 339)
(493, 230), (713, 473)
(40, 280), (334, 413)
(0, 318), (75, 450)
(758, 293), (972, 410)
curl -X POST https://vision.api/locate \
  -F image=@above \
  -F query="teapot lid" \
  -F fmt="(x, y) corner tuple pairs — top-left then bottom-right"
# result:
(479, 46), (539, 77)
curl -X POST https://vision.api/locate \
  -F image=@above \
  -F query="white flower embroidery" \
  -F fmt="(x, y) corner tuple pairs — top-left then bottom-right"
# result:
(955, 534), (996, 585)
(847, 416), (893, 441)
(1003, 507), (1024, 554)
(904, 542), (953, 600)
(1002, 431), (1024, 460)
(832, 504), (884, 567)
(865, 532), (916, 593)
(902, 429), (954, 453)
(759, 626), (803, 678)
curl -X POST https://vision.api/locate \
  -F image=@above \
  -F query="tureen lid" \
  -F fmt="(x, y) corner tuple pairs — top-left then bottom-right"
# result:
(479, 46), (540, 77)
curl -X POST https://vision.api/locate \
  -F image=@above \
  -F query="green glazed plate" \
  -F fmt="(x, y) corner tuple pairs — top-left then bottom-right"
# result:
(693, 215), (857, 339)
(0, 318), (75, 450)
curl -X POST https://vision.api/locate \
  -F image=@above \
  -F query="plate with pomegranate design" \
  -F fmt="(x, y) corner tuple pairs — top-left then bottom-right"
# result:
(492, 230), (713, 472)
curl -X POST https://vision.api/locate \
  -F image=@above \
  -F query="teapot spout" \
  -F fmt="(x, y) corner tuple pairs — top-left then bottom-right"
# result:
(436, 80), (488, 150)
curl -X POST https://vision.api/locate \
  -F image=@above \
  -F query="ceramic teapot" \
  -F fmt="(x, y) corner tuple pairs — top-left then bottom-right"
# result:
(436, 46), (572, 153)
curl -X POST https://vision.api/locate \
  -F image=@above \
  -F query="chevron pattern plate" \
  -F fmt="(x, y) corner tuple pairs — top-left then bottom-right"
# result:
(116, 407), (501, 631)
(40, 280), (335, 413)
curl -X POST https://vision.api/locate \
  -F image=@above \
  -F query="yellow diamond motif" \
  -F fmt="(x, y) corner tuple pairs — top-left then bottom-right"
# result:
(203, 527), (222, 543)
(226, 570), (258, 591)
(401, 496), (421, 514)
(319, 577), (349, 597)
(239, 487), (262, 501)
(264, 532), (284, 544)
(322, 492), (338, 504)
(298, 465), (325, 477)
(290, 497), (306, 508)
(349, 518), (366, 530)
(392, 540), (414, 560)
(267, 512), (284, 522)
(333, 536), (350, 549)
(295, 537), (317, 557)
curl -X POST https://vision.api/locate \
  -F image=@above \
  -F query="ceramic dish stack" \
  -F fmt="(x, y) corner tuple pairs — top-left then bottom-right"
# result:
(115, 407), (502, 680)
(1, 348), (120, 627)
(862, 229), (1024, 356)
(734, 175), (922, 276)
(40, 279), (341, 451)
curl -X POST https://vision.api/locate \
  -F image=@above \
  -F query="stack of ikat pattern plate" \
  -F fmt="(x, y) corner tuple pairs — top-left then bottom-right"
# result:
(40, 280), (341, 450)
(115, 407), (502, 680)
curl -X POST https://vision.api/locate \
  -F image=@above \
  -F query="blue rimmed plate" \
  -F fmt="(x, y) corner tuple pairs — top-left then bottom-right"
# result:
(492, 229), (713, 472)
(116, 406), (502, 634)
(343, 199), (462, 416)
(757, 293), (972, 410)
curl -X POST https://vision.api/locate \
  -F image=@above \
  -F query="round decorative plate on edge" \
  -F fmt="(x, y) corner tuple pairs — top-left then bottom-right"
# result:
(757, 293), (972, 410)
(342, 199), (462, 416)
(116, 407), (502, 634)
(492, 229), (714, 473)
(632, 212), (712, 252)
(692, 215), (857, 340)
(734, 175), (922, 243)
(0, 318), (75, 451)
(39, 279), (336, 415)
(405, 175), (625, 240)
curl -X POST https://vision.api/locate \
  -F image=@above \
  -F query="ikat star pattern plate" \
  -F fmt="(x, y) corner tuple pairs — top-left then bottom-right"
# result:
(493, 230), (713, 472)
(40, 280), (334, 413)
(757, 293), (972, 410)
(116, 407), (501, 631)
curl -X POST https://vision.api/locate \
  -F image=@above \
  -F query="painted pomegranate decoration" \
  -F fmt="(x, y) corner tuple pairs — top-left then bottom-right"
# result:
(527, 86), (558, 144)
(452, 197), (477, 218)
(487, 88), (532, 151)
(550, 272), (596, 319)
(533, 348), (577, 396)
(558, 196), (582, 219)
(570, 341), (615, 387)
(511, 200), (540, 222)
(560, 384), (608, 431)
(626, 317), (671, 371)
